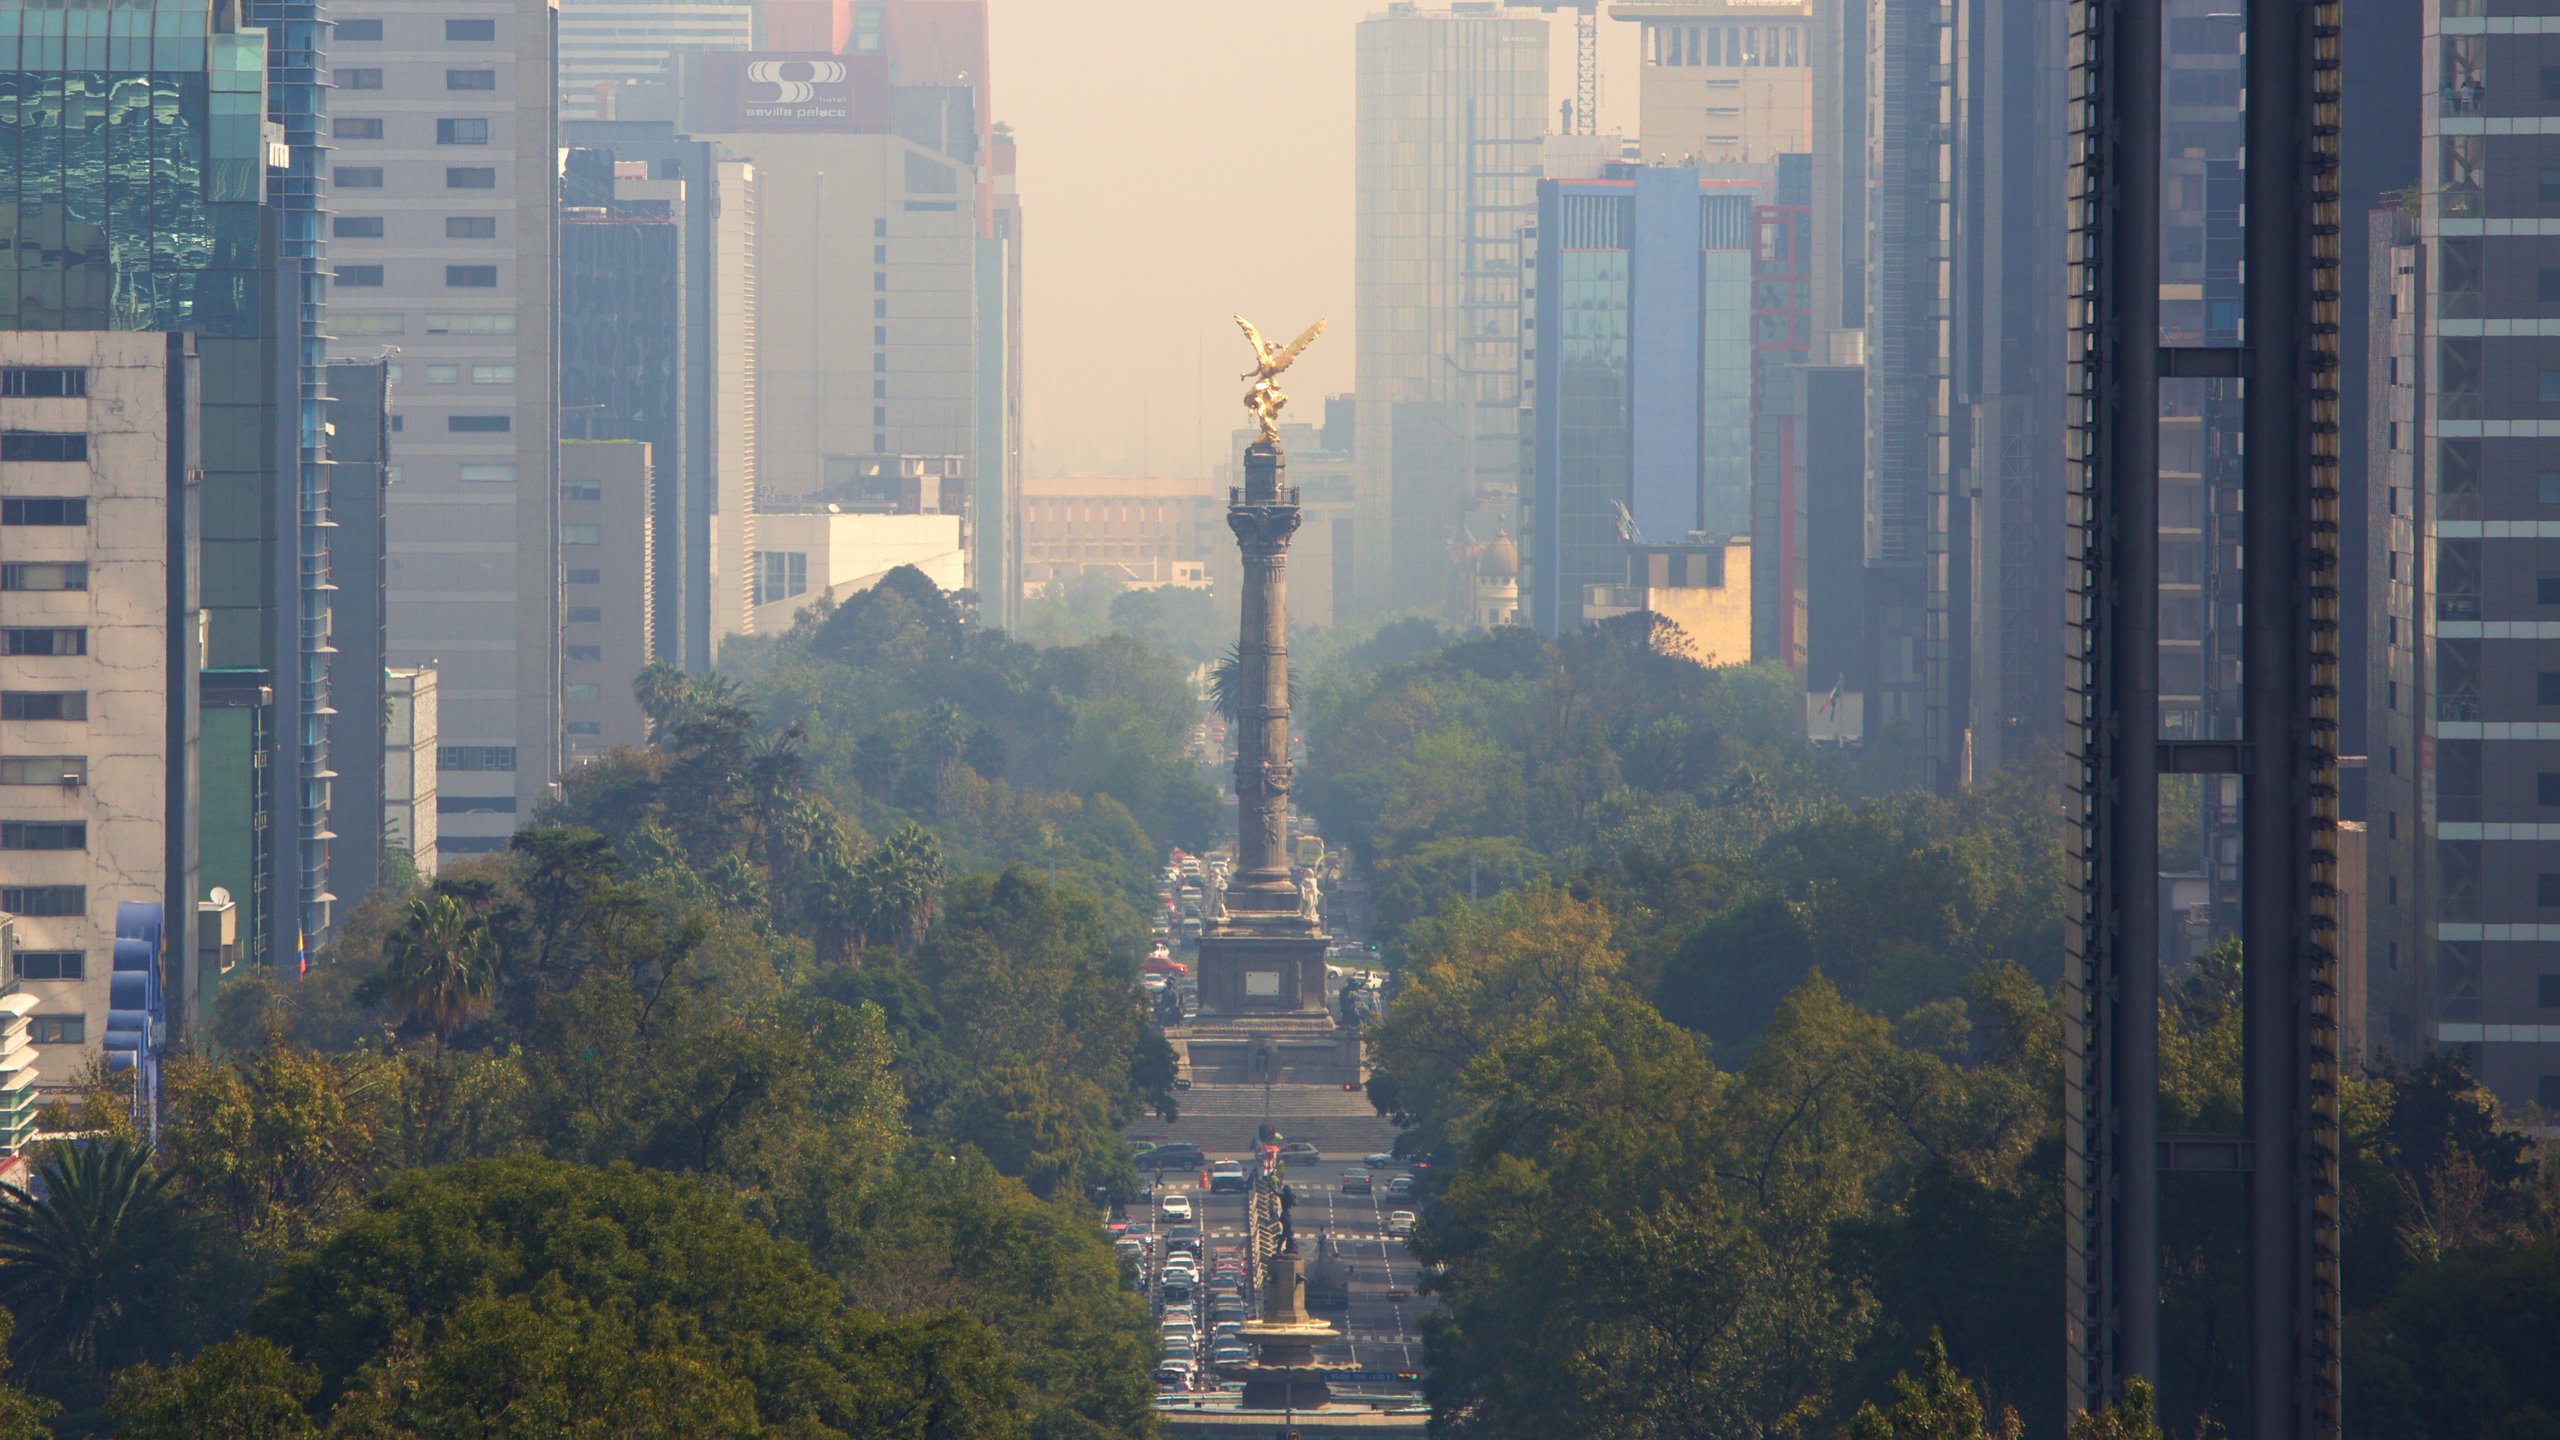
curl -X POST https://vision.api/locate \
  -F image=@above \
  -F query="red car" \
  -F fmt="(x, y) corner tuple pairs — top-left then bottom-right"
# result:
(1145, 956), (1190, 977)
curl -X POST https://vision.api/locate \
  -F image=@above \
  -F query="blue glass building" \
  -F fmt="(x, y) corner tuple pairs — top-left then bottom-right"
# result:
(1525, 165), (1759, 637)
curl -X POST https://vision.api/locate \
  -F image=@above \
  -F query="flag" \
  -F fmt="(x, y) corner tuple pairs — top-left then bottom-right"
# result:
(1818, 675), (1842, 717)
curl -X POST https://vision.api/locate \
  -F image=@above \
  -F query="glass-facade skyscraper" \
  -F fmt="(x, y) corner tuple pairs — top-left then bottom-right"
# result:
(1524, 167), (1757, 638)
(1354, 3), (1546, 621)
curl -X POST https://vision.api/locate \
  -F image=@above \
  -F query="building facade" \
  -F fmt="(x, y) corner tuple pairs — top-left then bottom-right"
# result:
(1613, 0), (1814, 167)
(325, 361), (395, 908)
(1355, 3), (1547, 621)
(1020, 476), (1223, 593)
(326, 0), (561, 858)
(1523, 166), (1757, 637)
(557, 0), (751, 119)
(561, 441), (656, 759)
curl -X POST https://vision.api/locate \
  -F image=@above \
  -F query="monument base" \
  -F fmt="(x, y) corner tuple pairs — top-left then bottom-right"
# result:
(1195, 924), (1330, 1016)
(1179, 1016), (1362, 1088)
(1238, 1373), (1336, 1412)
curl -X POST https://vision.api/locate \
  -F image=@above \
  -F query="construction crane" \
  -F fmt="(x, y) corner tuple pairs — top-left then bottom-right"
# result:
(1505, 0), (1599, 136)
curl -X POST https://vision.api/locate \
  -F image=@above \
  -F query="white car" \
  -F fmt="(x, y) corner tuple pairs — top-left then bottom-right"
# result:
(1158, 1193), (1193, 1222)
(1386, 1210), (1417, 1238)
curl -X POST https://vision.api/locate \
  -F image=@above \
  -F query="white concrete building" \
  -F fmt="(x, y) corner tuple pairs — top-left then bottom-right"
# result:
(559, 0), (752, 119)
(742, 509), (965, 636)
(385, 668), (440, 880)
(0, 332), (195, 1086)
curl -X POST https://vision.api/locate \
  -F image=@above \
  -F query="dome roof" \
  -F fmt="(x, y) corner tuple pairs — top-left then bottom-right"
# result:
(1481, 529), (1519, 579)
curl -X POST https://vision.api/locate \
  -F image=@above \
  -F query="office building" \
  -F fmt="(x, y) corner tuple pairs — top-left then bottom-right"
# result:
(385, 669), (440, 880)
(0, 987), (38, 1158)
(1612, 0), (1814, 167)
(1581, 539), (1753, 664)
(1522, 166), (1757, 638)
(1355, 2), (1547, 621)
(1021, 477), (1223, 593)
(248, 0), (339, 963)
(561, 441), (655, 759)
(2366, 203), (2423, 1063)
(0, 332), (195, 1089)
(326, 0), (562, 857)
(1752, 159), (1813, 677)
(558, 0), (751, 119)
(2365, 0), (2560, 1112)
(326, 362), (395, 908)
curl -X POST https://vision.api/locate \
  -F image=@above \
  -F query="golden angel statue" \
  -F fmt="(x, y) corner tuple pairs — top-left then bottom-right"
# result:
(1235, 315), (1327, 443)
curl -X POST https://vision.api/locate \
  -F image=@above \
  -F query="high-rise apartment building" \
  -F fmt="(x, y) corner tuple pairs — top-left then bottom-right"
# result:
(558, 0), (750, 119)
(325, 361), (396, 909)
(1355, 2), (1547, 621)
(561, 440), (655, 759)
(1613, 0), (1814, 167)
(1522, 167), (1758, 637)
(2365, 0), (2560, 1111)
(325, 0), (561, 858)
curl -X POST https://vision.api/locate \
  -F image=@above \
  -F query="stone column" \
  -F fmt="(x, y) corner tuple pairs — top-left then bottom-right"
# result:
(1227, 438), (1304, 916)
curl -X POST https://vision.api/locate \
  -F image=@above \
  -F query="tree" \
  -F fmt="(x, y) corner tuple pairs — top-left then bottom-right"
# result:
(381, 892), (497, 1046)
(0, 1139), (211, 1381)
(108, 1337), (320, 1440)
(0, 1317), (56, 1440)
(1842, 1331), (2022, 1440)
(2066, 1380), (2164, 1440)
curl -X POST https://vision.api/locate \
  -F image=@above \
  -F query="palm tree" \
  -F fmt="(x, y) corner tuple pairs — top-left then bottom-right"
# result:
(0, 1139), (188, 1377)
(383, 893), (497, 1046)
(853, 822), (947, 953)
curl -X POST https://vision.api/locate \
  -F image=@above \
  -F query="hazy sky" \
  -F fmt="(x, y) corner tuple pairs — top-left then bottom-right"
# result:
(988, 1), (1640, 478)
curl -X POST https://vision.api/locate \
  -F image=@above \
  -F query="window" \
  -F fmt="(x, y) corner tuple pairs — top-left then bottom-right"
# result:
(566, 721), (602, 738)
(425, 313), (515, 335)
(0, 887), (82, 917)
(2546, 169), (2560, 204)
(1, 563), (87, 592)
(565, 684), (602, 703)
(446, 18), (497, 39)
(1, 822), (85, 850)
(562, 524), (600, 545)
(336, 264), (385, 288)
(333, 116), (384, 140)
(566, 568), (601, 584)
(438, 746), (518, 772)
(448, 415), (511, 433)
(562, 482), (602, 503)
(2543, 974), (2560, 1008)
(339, 67), (383, 89)
(448, 216), (497, 239)
(335, 166), (385, 189)
(566, 645), (603, 662)
(2546, 371), (2560, 405)
(754, 551), (809, 607)
(2, 629), (85, 657)
(1, 432), (86, 462)
(0, 692), (85, 721)
(12, 952), (81, 982)
(446, 167), (497, 190)
(566, 606), (603, 623)
(459, 463), (517, 483)
(470, 364), (514, 384)
(2544, 270), (2560, 306)
(438, 795), (518, 814)
(26, 1016), (84, 1045)
(0, 368), (85, 398)
(2545, 66), (2560, 101)
(2542, 774), (2560, 807)
(2545, 1076), (2560, 1110)
(334, 216), (385, 238)
(436, 118), (490, 145)
(446, 265), (499, 287)
(2540, 671), (2560, 705)
(446, 68), (497, 91)
(2539, 873), (2560, 908)
(0, 757), (82, 785)
(337, 314), (405, 336)
(339, 18), (383, 40)
(423, 364), (462, 385)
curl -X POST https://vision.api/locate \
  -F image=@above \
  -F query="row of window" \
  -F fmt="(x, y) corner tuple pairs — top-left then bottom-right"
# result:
(335, 116), (492, 144)
(0, 693), (84, 721)
(1, 629), (84, 658)
(0, 757), (82, 785)
(336, 68), (500, 92)
(333, 314), (518, 338)
(439, 746), (517, 773)
(0, 822), (84, 850)
(336, 216), (498, 240)
(0, 563), (87, 592)
(0, 886), (79, 916)
(0, 498), (82, 526)
(0, 432), (85, 463)
(338, 18), (501, 42)
(336, 264), (502, 289)
(0, 368), (84, 398)
(335, 167), (504, 191)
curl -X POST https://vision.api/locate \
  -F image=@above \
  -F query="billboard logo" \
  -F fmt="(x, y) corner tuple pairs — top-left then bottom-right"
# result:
(746, 59), (847, 105)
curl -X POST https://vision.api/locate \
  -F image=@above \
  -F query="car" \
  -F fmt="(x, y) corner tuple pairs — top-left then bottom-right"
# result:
(1207, 1159), (1248, 1194)
(1340, 1169), (1372, 1195)
(1363, 1152), (1397, 1170)
(1213, 1344), (1253, 1369)
(1159, 1278), (1195, 1303)
(1154, 1362), (1192, 1389)
(1163, 1302), (1196, 1323)
(1384, 1174), (1416, 1198)
(1165, 1227), (1201, 1257)
(1158, 1193), (1194, 1222)
(1386, 1210), (1416, 1238)
(1145, 1143), (1207, 1171)
(1278, 1140), (1319, 1163)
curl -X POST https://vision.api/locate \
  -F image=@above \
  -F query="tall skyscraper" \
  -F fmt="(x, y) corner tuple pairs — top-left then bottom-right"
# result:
(326, 0), (561, 858)
(1613, 0), (1814, 167)
(0, 0), (299, 1064)
(2366, 0), (2560, 1112)
(557, 0), (751, 119)
(1354, 2), (1547, 620)
(1522, 166), (1758, 637)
